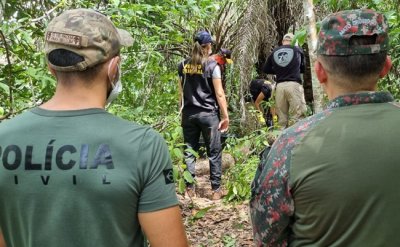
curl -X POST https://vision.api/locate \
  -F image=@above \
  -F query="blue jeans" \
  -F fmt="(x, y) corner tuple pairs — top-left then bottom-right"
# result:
(182, 111), (222, 190)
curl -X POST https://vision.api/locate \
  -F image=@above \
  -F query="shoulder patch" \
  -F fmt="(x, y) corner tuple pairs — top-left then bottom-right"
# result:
(273, 48), (294, 67)
(163, 169), (174, 184)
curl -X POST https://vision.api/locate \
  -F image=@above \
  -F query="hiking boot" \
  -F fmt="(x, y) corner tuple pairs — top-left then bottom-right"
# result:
(211, 188), (222, 200)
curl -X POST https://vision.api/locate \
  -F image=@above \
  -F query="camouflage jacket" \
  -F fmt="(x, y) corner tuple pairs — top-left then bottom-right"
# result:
(250, 91), (400, 246)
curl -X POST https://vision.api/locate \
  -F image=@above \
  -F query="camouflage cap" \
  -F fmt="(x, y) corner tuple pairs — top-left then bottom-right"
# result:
(317, 9), (389, 56)
(283, 33), (294, 41)
(45, 9), (133, 71)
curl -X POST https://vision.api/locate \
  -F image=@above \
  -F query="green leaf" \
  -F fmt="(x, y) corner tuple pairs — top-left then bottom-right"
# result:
(133, 106), (144, 114)
(183, 170), (194, 183)
(172, 166), (179, 180)
(178, 178), (186, 194)
(110, 0), (121, 8)
(233, 186), (238, 195)
(185, 148), (199, 158)
(193, 206), (213, 219)
(173, 147), (183, 159)
(0, 82), (9, 94)
(294, 29), (307, 47)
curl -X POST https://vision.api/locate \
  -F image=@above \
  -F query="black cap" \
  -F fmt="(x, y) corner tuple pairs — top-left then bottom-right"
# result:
(220, 48), (232, 59)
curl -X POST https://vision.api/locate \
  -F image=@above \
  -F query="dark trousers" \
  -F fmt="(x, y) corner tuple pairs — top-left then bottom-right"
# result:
(264, 107), (273, 128)
(182, 111), (222, 190)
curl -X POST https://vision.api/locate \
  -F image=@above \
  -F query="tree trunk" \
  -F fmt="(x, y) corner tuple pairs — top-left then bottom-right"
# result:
(0, 0), (4, 21)
(303, 0), (324, 113)
(302, 42), (314, 105)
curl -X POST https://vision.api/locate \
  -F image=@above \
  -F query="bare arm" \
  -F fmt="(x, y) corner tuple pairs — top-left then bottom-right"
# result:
(178, 77), (183, 112)
(212, 77), (229, 132)
(254, 92), (265, 113)
(139, 206), (188, 247)
(0, 230), (6, 247)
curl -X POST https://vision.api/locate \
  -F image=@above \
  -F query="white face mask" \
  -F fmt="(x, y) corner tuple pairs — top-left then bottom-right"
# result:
(106, 59), (122, 106)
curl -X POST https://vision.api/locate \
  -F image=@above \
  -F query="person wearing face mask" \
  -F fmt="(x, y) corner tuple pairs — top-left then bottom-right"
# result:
(106, 62), (123, 106)
(0, 9), (188, 247)
(178, 31), (229, 200)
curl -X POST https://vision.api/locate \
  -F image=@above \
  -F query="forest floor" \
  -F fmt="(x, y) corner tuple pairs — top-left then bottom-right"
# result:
(178, 159), (253, 247)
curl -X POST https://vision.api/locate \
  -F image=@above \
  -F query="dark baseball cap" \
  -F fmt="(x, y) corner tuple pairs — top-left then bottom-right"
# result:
(317, 9), (389, 56)
(220, 48), (233, 64)
(194, 31), (213, 45)
(45, 9), (133, 71)
(220, 48), (232, 58)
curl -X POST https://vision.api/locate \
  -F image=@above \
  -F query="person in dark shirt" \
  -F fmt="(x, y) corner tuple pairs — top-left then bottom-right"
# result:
(264, 33), (307, 128)
(248, 79), (275, 127)
(178, 31), (229, 200)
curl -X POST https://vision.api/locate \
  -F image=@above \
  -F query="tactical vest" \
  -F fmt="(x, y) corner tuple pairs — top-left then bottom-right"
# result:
(178, 58), (219, 115)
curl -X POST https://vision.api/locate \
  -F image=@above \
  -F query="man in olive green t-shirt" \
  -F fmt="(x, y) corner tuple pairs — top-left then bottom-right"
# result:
(0, 9), (188, 247)
(251, 9), (400, 246)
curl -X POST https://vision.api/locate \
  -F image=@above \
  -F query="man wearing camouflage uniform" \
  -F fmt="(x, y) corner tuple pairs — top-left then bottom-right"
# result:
(0, 9), (188, 247)
(250, 9), (400, 246)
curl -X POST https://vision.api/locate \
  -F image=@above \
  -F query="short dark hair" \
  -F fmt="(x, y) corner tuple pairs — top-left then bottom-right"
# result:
(48, 49), (85, 66)
(48, 49), (105, 83)
(319, 36), (387, 89)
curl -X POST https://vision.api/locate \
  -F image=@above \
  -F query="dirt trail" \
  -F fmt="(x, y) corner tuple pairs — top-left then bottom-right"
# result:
(179, 175), (253, 247)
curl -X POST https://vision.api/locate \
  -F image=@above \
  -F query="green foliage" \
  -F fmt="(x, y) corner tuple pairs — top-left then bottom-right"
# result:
(222, 234), (237, 247)
(224, 157), (258, 202)
(223, 128), (280, 202)
(297, 1), (400, 101)
(0, 0), (220, 119)
(382, 9), (400, 100)
(2, 0), (400, 209)
(191, 206), (214, 221)
(105, 0), (220, 120)
(149, 113), (198, 194)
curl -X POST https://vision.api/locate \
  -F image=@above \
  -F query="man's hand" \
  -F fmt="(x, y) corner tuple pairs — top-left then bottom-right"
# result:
(218, 118), (229, 133)
(139, 206), (188, 247)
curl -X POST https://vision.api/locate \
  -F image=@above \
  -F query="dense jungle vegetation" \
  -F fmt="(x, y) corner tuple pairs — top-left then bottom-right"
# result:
(1, 0), (399, 203)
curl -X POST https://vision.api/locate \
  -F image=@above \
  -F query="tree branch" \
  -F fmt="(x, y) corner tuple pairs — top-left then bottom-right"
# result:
(31, 4), (60, 22)
(0, 106), (30, 120)
(0, 29), (14, 116)
(0, 113), (12, 121)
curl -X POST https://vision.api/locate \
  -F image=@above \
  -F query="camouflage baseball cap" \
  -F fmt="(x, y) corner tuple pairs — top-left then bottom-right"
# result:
(283, 33), (294, 41)
(45, 9), (133, 71)
(317, 9), (389, 56)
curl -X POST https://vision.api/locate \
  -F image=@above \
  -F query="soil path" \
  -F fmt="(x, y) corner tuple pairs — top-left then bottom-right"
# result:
(179, 175), (253, 247)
